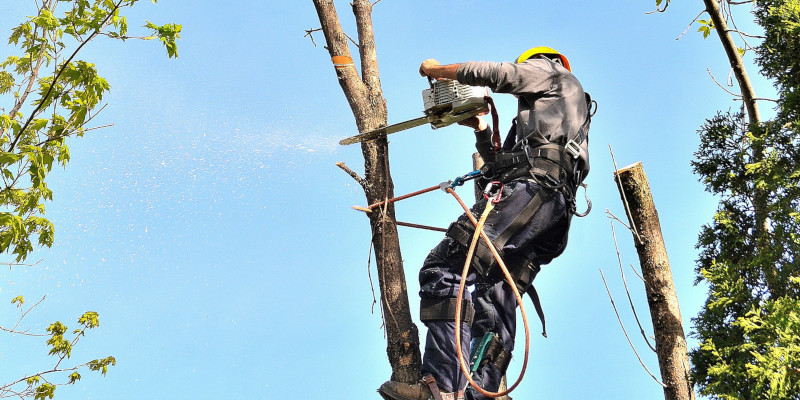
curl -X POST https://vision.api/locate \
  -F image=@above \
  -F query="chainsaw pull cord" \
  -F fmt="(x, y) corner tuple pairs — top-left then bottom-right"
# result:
(484, 96), (501, 152)
(447, 185), (531, 398)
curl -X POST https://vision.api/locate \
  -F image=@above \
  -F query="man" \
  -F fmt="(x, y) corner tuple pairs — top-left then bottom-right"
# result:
(379, 47), (591, 400)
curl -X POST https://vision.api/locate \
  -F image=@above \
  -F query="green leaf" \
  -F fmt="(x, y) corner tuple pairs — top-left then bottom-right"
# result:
(68, 372), (81, 384)
(0, 152), (23, 166)
(78, 311), (100, 328)
(34, 382), (55, 400)
(0, 71), (14, 94)
(11, 295), (24, 307)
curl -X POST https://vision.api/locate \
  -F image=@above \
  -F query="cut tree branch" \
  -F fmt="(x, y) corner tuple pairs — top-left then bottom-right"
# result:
(335, 161), (366, 187)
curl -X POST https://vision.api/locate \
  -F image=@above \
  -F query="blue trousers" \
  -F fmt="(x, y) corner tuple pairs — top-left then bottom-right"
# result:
(418, 180), (570, 399)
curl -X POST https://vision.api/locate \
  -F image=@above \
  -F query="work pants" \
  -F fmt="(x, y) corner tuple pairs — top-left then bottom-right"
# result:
(418, 180), (570, 399)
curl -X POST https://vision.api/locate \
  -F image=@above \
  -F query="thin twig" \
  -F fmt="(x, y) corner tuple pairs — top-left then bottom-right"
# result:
(676, 10), (706, 40)
(39, 123), (113, 146)
(629, 263), (646, 282)
(723, 0), (750, 52)
(1, 259), (44, 269)
(610, 221), (657, 352)
(644, 0), (670, 14)
(609, 145), (642, 244)
(724, 29), (764, 39)
(708, 68), (742, 97)
(600, 269), (667, 388)
(304, 28), (321, 47)
(367, 240), (378, 313)
(605, 209), (636, 234)
(343, 31), (359, 48)
(7, 295), (48, 335)
(0, 363), (86, 393)
(305, 27), (358, 48)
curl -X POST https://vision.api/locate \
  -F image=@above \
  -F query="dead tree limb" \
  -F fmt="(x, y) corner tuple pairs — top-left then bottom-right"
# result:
(312, 0), (422, 384)
(600, 269), (667, 388)
(614, 162), (696, 400)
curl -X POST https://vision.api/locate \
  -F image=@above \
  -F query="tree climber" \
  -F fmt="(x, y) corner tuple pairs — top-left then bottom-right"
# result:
(378, 47), (593, 400)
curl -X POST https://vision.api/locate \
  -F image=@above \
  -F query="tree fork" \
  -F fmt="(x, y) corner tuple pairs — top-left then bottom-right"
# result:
(312, 0), (422, 384)
(614, 162), (695, 400)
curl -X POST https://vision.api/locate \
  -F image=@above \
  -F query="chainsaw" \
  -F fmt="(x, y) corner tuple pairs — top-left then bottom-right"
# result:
(339, 79), (490, 146)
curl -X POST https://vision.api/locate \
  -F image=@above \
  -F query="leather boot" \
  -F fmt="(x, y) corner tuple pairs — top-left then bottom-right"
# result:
(378, 375), (464, 400)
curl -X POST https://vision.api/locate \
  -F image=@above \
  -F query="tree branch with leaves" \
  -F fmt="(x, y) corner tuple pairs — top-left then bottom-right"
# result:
(0, 1), (180, 398)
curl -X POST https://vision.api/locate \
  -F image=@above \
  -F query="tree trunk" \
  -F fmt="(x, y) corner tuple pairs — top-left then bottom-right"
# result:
(702, 0), (776, 294)
(614, 162), (696, 400)
(311, 0), (422, 384)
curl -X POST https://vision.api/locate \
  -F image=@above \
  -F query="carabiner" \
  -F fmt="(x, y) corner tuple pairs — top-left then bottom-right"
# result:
(448, 170), (482, 190)
(483, 181), (504, 204)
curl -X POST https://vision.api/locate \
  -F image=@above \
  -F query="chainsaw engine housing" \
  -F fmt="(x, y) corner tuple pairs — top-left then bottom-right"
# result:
(422, 80), (489, 129)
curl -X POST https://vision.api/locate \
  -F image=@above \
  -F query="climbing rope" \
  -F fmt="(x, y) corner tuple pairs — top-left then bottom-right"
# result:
(448, 186), (531, 398)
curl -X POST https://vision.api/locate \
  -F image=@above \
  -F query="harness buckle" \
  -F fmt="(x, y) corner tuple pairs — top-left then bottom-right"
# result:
(565, 139), (581, 159)
(483, 181), (503, 204)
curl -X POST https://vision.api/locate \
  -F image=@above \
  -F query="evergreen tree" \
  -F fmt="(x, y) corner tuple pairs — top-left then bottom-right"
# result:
(690, 1), (800, 399)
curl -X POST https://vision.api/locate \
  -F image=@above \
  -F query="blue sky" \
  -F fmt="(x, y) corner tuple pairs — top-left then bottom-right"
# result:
(0, 1), (777, 399)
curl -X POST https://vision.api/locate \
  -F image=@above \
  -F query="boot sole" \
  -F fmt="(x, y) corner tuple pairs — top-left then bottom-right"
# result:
(377, 388), (427, 400)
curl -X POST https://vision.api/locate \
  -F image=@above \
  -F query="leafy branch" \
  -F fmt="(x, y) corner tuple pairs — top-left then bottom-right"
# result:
(0, 0), (181, 264)
(0, 297), (115, 400)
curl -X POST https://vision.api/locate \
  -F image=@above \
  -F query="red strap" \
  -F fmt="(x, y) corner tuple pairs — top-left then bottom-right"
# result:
(484, 96), (501, 152)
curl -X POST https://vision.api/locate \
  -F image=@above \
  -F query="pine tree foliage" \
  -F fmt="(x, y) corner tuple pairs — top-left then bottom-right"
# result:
(690, 1), (800, 399)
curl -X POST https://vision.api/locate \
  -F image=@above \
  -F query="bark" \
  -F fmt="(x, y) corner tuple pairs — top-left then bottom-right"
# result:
(614, 162), (696, 400)
(312, 0), (422, 384)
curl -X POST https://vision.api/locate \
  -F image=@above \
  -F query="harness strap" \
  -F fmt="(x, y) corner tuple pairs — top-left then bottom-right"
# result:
(507, 260), (548, 338)
(525, 285), (547, 338)
(422, 375), (445, 400)
(484, 96), (501, 152)
(420, 297), (475, 326)
(446, 223), (498, 276)
(492, 188), (552, 251)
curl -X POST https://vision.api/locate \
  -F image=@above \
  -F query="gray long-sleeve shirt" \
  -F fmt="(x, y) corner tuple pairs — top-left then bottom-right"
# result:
(457, 58), (590, 181)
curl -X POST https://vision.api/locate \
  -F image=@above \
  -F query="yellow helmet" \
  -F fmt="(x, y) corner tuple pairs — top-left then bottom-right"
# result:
(516, 46), (571, 71)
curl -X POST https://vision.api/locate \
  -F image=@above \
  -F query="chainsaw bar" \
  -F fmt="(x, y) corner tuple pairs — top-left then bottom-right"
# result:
(338, 102), (488, 146)
(338, 116), (430, 145)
